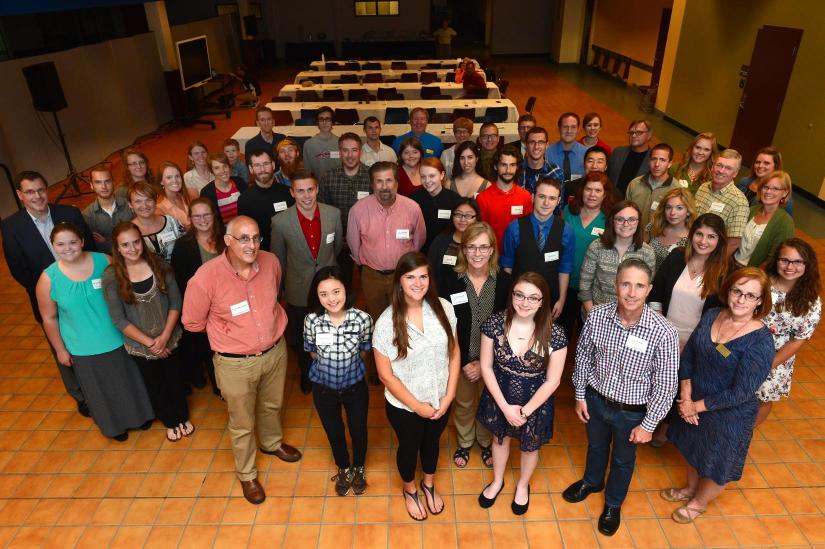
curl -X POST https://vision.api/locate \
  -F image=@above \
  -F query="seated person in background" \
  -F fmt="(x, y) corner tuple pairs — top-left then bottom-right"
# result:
(477, 122), (501, 181)
(507, 114), (537, 157)
(455, 58), (470, 83)
(303, 106), (340, 181)
(275, 138), (303, 187)
(392, 108), (444, 159)
(244, 107), (287, 162)
(361, 116), (398, 167)
(83, 164), (135, 254)
(440, 117), (474, 177)
(231, 65), (260, 108)
(461, 60), (487, 90)
(224, 138), (249, 185)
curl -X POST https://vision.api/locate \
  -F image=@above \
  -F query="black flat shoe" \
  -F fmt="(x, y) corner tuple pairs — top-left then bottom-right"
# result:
(478, 481), (505, 509)
(598, 505), (621, 536)
(562, 479), (605, 503)
(511, 485), (530, 515)
(140, 419), (153, 431)
(77, 400), (91, 418)
(112, 432), (128, 442)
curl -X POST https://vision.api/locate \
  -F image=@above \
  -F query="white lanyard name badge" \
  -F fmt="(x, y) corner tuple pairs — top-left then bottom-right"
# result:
(437, 209), (451, 219)
(544, 251), (559, 262)
(709, 201), (725, 213)
(511, 205), (523, 215)
(442, 254), (457, 266)
(625, 334), (648, 354)
(273, 201), (288, 212)
(450, 291), (469, 305)
(329, 150), (340, 159)
(230, 300), (251, 317)
(396, 228), (410, 240)
(357, 191), (369, 200)
(316, 331), (334, 346)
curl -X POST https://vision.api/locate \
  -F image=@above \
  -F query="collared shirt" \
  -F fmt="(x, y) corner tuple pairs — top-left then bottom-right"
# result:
(625, 173), (688, 227)
(694, 181), (750, 238)
(391, 131), (444, 158)
(373, 297), (457, 411)
(476, 183), (533, 250)
(517, 159), (564, 198)
(303, 308), (373, 389)
(500, 213), (575, 273)
(573, 302), (679, 431)
(319, 164), (371, 237)
(361, 141), (398, 167)
(27, 208), (57, 260)
(346, 194), (426, 271)
(578, 240), (656, 305)
(183, 169), (214, 196)
(82, 198), (136, 254)
(544, 140), (588, 181)
(297, 205), (321, 259)
(182, 250), (287, 354)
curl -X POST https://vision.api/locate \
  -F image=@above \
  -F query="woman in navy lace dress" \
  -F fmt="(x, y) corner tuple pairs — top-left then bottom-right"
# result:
(476, 272), (567, 515)
(664, 267), (775, 524)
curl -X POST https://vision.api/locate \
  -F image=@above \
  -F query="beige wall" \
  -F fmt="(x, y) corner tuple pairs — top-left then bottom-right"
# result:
(590, 0), (673, 86)
(170, 15), (241, 74)
(491, 0), (552, 55)
(664, 0), (823, 195)
(0, 33), (172, 216)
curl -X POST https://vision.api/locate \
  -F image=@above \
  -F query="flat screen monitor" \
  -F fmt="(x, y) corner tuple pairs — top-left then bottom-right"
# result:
(176, 35), (212, 91)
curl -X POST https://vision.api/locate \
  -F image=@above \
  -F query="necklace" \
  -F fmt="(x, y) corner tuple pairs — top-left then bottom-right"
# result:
(713, 311), (751, 357)
(687, 258), (705, 278)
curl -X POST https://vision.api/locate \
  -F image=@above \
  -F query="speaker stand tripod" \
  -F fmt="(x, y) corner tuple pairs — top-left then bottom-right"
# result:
(52, 110), (94, 203)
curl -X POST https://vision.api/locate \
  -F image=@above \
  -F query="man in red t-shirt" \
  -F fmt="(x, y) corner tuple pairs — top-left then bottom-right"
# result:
(476, 145), (532, 251)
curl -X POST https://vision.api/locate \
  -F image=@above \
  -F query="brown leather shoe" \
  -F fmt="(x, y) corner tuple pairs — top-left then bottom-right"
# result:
(260, 443), (302, 463)
(240, 478), (266, 504)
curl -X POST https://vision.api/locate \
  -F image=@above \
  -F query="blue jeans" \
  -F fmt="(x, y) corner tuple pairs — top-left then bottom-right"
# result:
(582, 387), (646, 507)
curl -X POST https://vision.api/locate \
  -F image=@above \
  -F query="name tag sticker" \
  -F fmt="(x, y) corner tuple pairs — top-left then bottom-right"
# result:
(437, 209), (451, 219)
(511, 205), (523, 215)
(326, 232), (335, 244)
(91, 278), (102, 290)
(442, 254), (457, 266)
(273, 201), (288, 212)
(651, 201), (659, 210)
(316, 332), (334, 346)
(450, 291), (469, 305)
(679, 179), (689, 188)
(544, 251), (559, 262)
(396, 229), (410, 240)
(425, 148), (434, 155)
(625, 334), (648, 353)
(710, 201), (725, 213)
(357, 191), (369, 200)
(591, 227), (604, 236)
(329, 151), (341, 159)
(230, 300), (251, 317)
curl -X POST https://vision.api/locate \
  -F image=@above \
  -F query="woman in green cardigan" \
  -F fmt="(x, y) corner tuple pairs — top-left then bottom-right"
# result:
(733, 171), (794, 268)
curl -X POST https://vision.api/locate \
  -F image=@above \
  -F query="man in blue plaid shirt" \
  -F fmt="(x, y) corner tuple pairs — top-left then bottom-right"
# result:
(564, 258), (679, 536)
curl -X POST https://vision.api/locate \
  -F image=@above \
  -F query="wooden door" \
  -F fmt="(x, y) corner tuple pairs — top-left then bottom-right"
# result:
(730, 26), (802, 162)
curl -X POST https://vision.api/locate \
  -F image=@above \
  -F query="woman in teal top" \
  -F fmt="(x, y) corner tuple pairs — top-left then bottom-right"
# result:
(560, 172), (615, 336)
(36, 222), (153, 441)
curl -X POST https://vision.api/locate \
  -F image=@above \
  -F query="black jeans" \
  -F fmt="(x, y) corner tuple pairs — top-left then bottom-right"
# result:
(180, 330), (218, 393)
(385, 399), (450, 483)
(132, 348), (189, 428)
(286, 304), (311, 376)
(313, 380), (369, 468)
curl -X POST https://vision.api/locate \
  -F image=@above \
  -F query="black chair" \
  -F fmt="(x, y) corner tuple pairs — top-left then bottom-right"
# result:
(431, 112), (455, 124)
(452, 108), (475, 121)
(363, 73), (383, 83)
(424, 63), (442, 69)
(524, 96), (536, 114)
(420, 71), (438, 84)
(301, 76), (323, 84)
(445, 72), (456, 83)
(295, 108), (318, 126)
(270, 96), (292, 103)
(477, 106), (508, 124)
(464, 86), (489, 99)
(325, 62), (343, 71)
(348, 88), (374, 102)
(391, 61), (407, 70)
(385, 93), (406, 100)
(271, 110), (294, 126)
(400, 73), (418, 83)
(296, 89), (320, 102)
(338, 73), (359, 84)
(377, 87), (398, 100)
(344, 62), (360, 71)
(384, 107), (410, 125)
(363, 62), (381, 70)
(420, 86), (441, 100)
(334, 108), (359, 125)
(322, 89), (345, 102)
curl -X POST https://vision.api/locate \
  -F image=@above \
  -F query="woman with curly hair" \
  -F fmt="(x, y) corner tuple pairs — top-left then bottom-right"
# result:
(755, 238), (821, 425)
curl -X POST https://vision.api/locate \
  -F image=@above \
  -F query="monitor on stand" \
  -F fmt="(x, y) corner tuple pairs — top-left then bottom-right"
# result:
(175, 35), (229, 128)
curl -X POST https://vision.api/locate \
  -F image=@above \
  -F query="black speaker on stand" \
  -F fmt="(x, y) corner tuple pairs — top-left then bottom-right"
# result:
(22, 61), (93, 202)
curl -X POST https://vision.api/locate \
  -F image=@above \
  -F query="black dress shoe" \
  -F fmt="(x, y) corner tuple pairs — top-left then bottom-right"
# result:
(562, 479), (605, 503)
(478, 481), (505, 508)
(77, 400), (91, 418)
(112, 432), (129, 442)
(511, 485), (530, 515)
(598, 505), (621, 536)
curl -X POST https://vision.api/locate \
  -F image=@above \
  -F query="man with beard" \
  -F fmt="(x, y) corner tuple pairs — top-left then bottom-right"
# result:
(476, 122), (501, 181)
(274, 138), (302, 187)
(475, 145), (532, 250)
(237, 149), (294, 251)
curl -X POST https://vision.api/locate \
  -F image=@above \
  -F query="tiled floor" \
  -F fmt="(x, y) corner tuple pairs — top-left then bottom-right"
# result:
(1, 57), (824, 548)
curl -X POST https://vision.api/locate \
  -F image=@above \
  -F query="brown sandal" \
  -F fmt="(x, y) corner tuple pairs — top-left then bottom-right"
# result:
(660, 487), (692, 502)
(671, 504), (706, 524)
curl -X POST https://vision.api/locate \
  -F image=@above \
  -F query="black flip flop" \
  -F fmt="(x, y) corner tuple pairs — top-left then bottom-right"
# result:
(420, 480), (444, 515)
(402, 489), (427, 521)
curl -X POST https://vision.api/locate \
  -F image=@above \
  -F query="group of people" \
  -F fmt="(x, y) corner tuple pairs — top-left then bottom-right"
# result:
(2, 98), (820, 537)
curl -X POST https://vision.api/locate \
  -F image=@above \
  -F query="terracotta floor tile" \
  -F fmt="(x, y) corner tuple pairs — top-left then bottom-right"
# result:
(178, 525), (217, 546)
(318, 524), (354, 549)
(490, 521), (527, 546)
(558, 520), (599, 549)
(761, 515), (809, 545)
(23, 499), (69, 526)
(524, 521), (562, 546)
(694, 517), (739, 547)
(795, 514), (825, 544)
(248, 524), (286, 548)
(167, 472), (206, 497)
(255, 496), (291, 523)
(40, 525), (85, 549)
(773, 487), (820, 514)
(221, 497), (258, 524)
(109, 525), (151, 548)
(387, 523), (422, 549)
(726, 516), (775, 546)
(154, 497), (196, 525)
(7, 526), (49, 548)
(104, 474), (144, 498)
(742, 488), (787, 515)
(322, 496), (356, 523)
(55, 499), (100, 526)
(213, 524), (252, 548)
(550, 492), (594, 519)
(122, 498), (163, 525)
(353, 524), (388, 549)
(282, 524), (319, 547)
(0, 499), (37, 526)
(142, 525), (183, 549)
(189, 497), (228, 524)
(289, 496), (324, 523)
(626, 517), (668, 548)
(10, 473), (54, 498)
(89, 498), (132, 525)
(790, 462), (825, 486)
(199, 471), (235, 497)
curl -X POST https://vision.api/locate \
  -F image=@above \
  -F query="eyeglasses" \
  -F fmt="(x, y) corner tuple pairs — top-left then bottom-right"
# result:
(614, 216), (639, 225)
(512, 291), (542, 305)
(778, 257), (806, 268)
(251, 162), (272, 170)
(479, 134), (498, 139)
(526, 140), (547, 146)
(317, 116), (333, 122)
(191, 214), (213, 221)
(729, 287), (760, 302)
(20, 188), (47, 197)
(464, 244), (492, 254)
(627, 130), (648, 136)
(761, 185), (785, 192)
(228, 234), (263, 245)
(453, 212), (477, 221)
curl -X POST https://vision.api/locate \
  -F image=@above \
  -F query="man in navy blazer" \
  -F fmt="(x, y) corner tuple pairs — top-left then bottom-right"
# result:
(1, 170), (94, 416)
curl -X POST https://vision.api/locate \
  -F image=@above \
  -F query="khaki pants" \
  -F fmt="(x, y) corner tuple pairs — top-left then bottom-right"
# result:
(454, 370), (492, 449)
(360, 266), (394, 321)
(213, 339), (288, 481)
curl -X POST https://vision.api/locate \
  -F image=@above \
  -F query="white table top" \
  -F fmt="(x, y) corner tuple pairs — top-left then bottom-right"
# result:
(264, 98), (518, 124)
(309, 58), (476, 71)
(232, 122), (519, 148)
(295, 68), (455, 84)
(279, 82), (501, 100)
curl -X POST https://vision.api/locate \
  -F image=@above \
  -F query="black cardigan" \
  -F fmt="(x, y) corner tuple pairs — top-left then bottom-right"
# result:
(170, 232), (214, 296)
(439, 269), (512, 366)
(648, 246), (721, 315)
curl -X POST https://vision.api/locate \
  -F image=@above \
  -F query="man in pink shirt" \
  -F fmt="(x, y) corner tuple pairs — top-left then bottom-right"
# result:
(476, 145), (532, 250)
(182, 215), (302, 505)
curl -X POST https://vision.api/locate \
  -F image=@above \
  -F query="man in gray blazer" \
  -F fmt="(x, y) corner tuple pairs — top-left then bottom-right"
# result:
(607, 119), (652, 198)
(270, 170), (343, 393)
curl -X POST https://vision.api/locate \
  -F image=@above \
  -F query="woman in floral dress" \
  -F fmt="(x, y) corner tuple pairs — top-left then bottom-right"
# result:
(755, 238), (822, 425)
